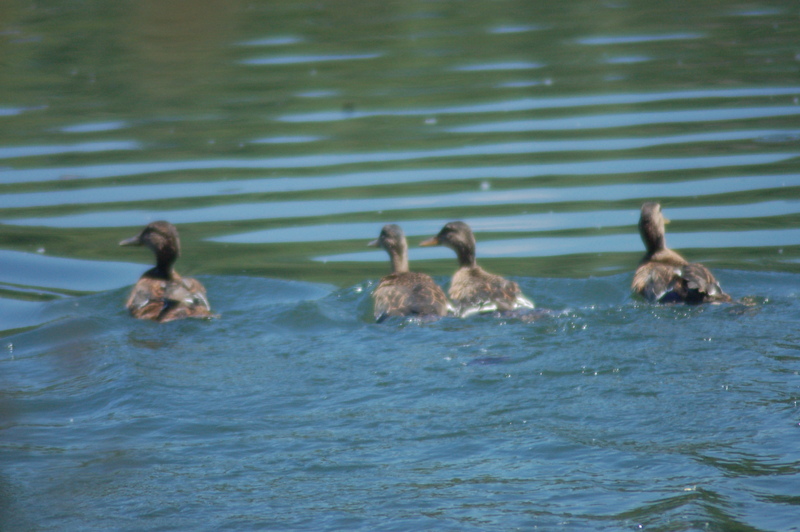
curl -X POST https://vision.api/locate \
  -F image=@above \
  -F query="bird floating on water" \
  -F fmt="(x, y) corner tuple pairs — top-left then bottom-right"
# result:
(368, 224), (452, 322)
(420, 221), (534, 317)
(120, 221), (213, 322)
(632, 202), (731, 304)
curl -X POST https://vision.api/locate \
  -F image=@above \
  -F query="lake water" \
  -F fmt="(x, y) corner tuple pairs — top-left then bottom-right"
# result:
(1, 1), (799, 530)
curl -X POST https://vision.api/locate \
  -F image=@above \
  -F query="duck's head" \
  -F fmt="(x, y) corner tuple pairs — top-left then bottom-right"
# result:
(120, 221), (181, 273)
(420, 221), (476, 266)
(638, 202), (668, 253)
(369, 224), (409, 272)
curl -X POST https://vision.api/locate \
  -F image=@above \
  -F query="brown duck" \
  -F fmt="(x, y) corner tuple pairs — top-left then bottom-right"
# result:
(420, 221), (534, 317)
(120, 221), (213, 322)
(632, 202), (731, 304)
(368, 224), (452, 322)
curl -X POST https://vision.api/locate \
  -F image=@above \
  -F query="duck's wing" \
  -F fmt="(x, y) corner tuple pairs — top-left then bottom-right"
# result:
(125, 275), (213, 322)
(450, 268), (533, 315)
(372, 273), (450, 322)
(372, 275), (406, 321)
(125, 278), (169, 320)
(681, 263), (731, 304)
(416, 274), (453, 316)
(165, 277), (211, 309)
(509, 283), (535, 310)
(159, 277), (213, 322)
(633, 261), (730, 304)
(512, 293), (535, 311)
(632, 262), (682, 303)
(487, 275), (533, 311)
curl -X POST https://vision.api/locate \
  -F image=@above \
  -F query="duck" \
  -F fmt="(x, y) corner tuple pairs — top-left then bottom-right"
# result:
(368, 224), (452, 322)
(632, 202), (731, 304)
(119, 221), (213, 322)
(420, 221), (534, 317)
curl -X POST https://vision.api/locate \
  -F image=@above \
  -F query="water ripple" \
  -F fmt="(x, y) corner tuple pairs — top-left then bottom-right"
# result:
(576, 33), (705, 45)
(603, 56), (651, 64)
(250, 135), (324, 144)
(0, 105), (45, 117)
(0, 147), (793, 186)
(447, 108), (800, 133)
(317, 228), (800, 263)
(60, 121), (129, 134)
(5, 168), (796, 228)
(236, 36), (303, 46)
(0, 141), (140, 160)
(488, 25), (544, 34)
(0, 250), (143, 292)
(2, 168), (795, 211)
(210, 201), (800, 244)
(277, 87), (800, 122)
(452, 62), (545, 71)
(240, 53), (382, 65)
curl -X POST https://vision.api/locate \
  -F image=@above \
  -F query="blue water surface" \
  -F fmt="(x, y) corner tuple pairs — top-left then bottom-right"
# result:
(1, 272), (798, 531)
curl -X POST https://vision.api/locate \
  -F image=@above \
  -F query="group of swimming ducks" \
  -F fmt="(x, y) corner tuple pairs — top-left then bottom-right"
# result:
(119, 202), (732, 323)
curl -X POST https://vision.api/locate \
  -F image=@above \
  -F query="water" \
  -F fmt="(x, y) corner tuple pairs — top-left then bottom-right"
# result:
(1, 1), (799, 530)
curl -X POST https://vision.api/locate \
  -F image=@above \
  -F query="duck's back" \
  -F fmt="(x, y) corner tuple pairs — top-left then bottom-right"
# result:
(372, 272), (450, 321)
(450, 266), (532, 315)
(126, 273), (212, 322)
(632, 259), (730, 304)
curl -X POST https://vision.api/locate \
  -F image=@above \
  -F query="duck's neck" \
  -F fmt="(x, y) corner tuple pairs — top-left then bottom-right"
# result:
(644, 235), (666, 258)
(389, 250), (409, 273)
(644, 246), (688, 266)
(455, 244), (477, 268)
(153, 253), (178, 280)
(640, 216), (667, 258)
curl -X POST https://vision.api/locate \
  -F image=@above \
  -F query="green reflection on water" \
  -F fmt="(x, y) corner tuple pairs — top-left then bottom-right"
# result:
(0, 0), (798, 291)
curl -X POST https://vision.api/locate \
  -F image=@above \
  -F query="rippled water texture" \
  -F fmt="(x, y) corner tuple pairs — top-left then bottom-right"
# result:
(1, 1), (799, 530)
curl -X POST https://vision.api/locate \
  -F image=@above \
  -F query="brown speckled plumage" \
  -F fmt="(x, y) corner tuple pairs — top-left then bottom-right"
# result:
(421, 221), (534, 317)
(120, 221), (213, 322)
(368, 224), (451, 322)
(632, 203), (731, 304)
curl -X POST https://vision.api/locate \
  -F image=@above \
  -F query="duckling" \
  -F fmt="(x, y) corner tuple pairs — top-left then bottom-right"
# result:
(632, 202), (731, 304)
(120, 221), (213, 322)
(368, 224), (451, 322)
(420, 221), (534, 317)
